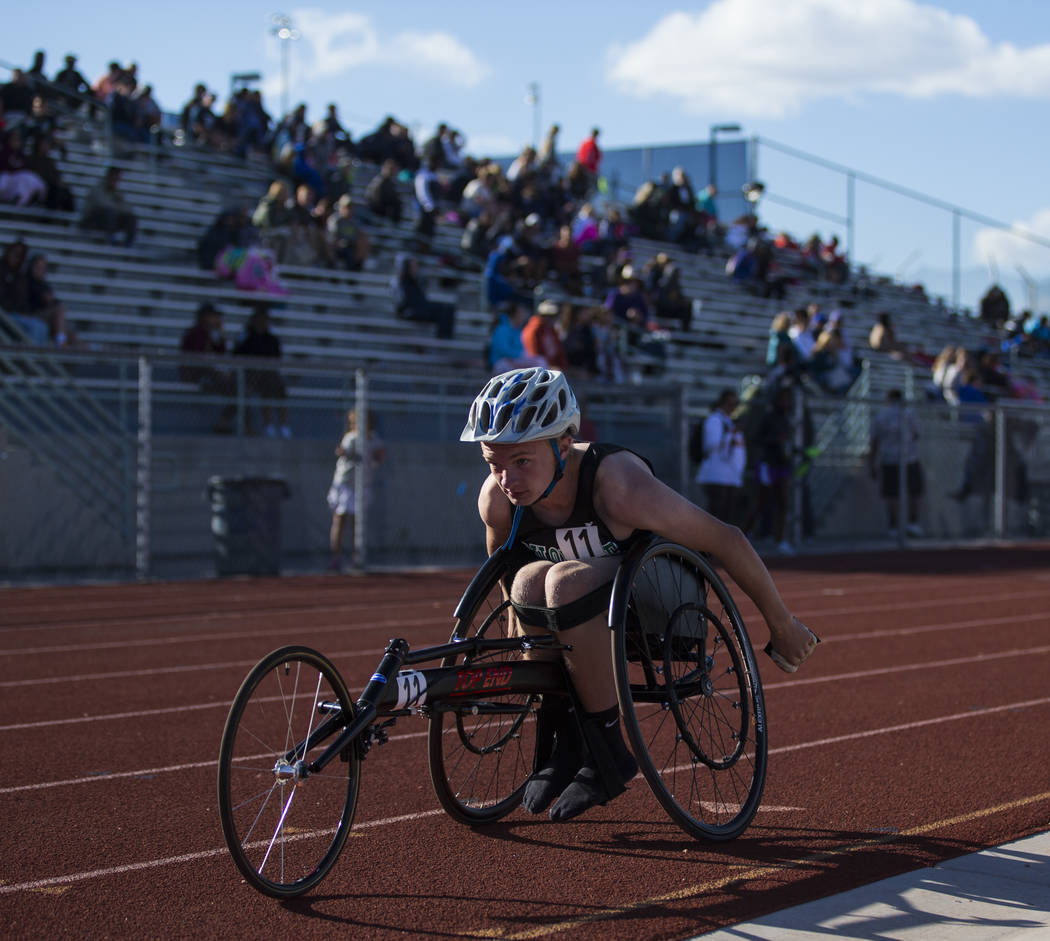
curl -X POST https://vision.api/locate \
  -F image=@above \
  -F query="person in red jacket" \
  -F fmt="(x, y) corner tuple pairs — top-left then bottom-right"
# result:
(522, 299), (568, 371)
(575, 127), (601, 179)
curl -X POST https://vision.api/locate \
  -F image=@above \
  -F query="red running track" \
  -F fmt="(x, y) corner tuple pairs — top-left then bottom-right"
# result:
(2, 545), (1049, 940)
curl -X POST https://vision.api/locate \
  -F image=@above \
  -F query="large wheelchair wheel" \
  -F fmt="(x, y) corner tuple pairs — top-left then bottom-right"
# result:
(610, 539), (767, 841)
(428, 553), (539, 824)
(218, 645), (361, 898)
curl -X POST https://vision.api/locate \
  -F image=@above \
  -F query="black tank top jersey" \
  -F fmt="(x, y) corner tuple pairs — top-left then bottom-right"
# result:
(512, 443), (652, 565)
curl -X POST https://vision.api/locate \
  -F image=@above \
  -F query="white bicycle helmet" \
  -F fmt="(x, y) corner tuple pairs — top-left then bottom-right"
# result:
(460, 367), (580, 443)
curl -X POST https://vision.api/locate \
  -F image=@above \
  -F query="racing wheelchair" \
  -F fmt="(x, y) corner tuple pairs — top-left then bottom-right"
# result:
(217, 535), (768, 898)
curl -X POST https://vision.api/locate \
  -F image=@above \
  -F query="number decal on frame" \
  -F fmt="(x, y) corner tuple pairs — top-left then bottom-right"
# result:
(556, 524), (601, 560)
(394, 670), (427, 710)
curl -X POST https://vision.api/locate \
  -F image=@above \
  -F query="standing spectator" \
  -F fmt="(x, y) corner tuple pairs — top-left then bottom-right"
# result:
(0, 128), (47, 206)
(26, 135), (74, 210)
(92, 61), (124, 105)
(391, 254), (455, 339)
(979, 284), (1010, 329)
(522, 299), (568, 371)
(483, 236), (533, 311)
(745, 384), (796, 555)
(179, 302), (237, 432)
(364, 158), (403, 224)
(53, 54), (90, 109)
(488, 302), (547, 374)
(326, 409), (385, 572)
(413, 154), (442, 241)
(694, 389), (747, 526)
(0, 69), (33, 123)
(869, 389), (924, 538)
(233, 305), (290, 438)
(79, 166), (137, 245)
(575, 127), (601, 184)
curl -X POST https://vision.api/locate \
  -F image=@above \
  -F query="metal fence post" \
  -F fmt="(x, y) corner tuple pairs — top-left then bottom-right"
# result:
(136, 356), (152, 580)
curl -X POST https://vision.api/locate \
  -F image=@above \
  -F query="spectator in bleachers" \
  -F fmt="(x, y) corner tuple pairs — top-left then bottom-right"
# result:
(1028, 315), (1050, 355)
(414, 153), (442, 241)
(179, 301), (236, 432)
(664, 165), (698, 247)
(488, 301), (546, 373)
(575, 127), (601, 188)
(644, 253), (692, 331)
(629, 180), (666, 239)
(135, 85), (162, 135)
(562, 304), (599, 379)
(233, 304), (290, 438)
(251, 180), (294, 261)
(0, 128), (47, 206)
(364, 158), (403, 224)
(198, 206), (257, 270)
(109, 76), (148, 144)
(25, 253), (71, 345)
(79, 166), (137, 245)
(0, 238), (49, 344)
(459, 162), (498, 222)
(391, 254), (456, 339)
(789, 306), (817, 365)
(327, 195), (371, 271)
(549, 223), (583, 295)
(53, 54), (90, 109)
(21, 95), (62, 154)
(287, 183), (332, 266)
(92, 61), (124, 105)
(819, 235), (849, 284)
(538, 123), (561, 175)
(522, 299), (568, 371)
(868, 311), (906, 356)
(0, 69), (33, 123)
(810, 324), (858, 394)
(605, 264), (667, 366)
(26, 134), (74, 211)
(483, 236), (533, 311)
(979, 283), (1010, 329)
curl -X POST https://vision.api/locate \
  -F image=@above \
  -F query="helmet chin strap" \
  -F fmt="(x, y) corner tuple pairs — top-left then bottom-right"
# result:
(497, 438), (566, 554)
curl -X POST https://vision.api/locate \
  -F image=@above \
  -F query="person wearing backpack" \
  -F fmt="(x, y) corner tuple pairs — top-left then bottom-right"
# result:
(694, 389), (746, 526)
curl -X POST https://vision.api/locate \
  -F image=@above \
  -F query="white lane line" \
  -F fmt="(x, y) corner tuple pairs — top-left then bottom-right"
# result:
(7, 641), (1050, 735)
(3, 695), (1049, 895)
(6, 587), (1049, 657)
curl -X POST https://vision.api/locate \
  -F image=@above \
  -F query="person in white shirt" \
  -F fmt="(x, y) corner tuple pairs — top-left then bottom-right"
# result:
(695, 389), (747, 526)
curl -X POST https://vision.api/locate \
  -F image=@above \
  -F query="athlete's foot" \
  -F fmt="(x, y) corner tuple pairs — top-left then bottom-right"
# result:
(548, 752), (638, 822)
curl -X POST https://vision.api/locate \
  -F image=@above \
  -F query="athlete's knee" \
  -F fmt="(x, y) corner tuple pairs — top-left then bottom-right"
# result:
(544, 557), (620, 607)
(511, 560), (554, 607)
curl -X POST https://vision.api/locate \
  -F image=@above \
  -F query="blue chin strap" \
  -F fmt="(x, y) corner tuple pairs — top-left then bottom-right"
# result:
(498, 438), (566, 553)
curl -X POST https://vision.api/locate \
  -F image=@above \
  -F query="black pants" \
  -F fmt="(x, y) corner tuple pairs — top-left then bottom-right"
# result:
(402, 300), (455, 339)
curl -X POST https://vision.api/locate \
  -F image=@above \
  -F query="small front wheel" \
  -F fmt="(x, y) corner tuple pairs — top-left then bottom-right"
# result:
(217, 645), (361, 898)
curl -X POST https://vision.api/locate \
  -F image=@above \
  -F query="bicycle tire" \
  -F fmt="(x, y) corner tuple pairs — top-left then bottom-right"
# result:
(217, 645), (361, 897)
(610, 539), (767, 841)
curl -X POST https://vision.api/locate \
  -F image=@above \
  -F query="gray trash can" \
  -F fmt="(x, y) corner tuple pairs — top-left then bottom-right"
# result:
(207, 476), (291, 576)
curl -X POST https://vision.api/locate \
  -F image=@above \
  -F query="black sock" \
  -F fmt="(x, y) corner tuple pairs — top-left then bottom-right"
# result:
(549, 707), (637, 822)
(522, 700), (582, 814)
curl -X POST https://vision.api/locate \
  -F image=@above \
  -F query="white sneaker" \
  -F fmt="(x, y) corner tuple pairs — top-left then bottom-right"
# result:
(906, 523), (924, 538)
(777, 541), (796, 556)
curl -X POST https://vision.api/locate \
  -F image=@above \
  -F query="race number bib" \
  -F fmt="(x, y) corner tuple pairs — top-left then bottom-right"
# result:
(394, 670), (427, 710)
(555, 524), (603, 560)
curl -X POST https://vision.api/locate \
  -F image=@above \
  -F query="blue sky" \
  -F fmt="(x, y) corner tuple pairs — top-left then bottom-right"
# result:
(8, 0), (1050, 314)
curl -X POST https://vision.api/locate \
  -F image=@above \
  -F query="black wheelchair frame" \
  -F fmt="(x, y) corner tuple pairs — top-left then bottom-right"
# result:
(217, 535), (768, 898)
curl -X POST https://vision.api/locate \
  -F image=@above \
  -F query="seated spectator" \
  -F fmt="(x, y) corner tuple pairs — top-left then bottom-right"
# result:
(549, 224), (583, 294)
(251, 180), (294, 261)
(286, 183), (332, 266)
(766, 312), (796, 369)
(819, 235), (849, 284)
(605, 265), (667, 366)
(629, 180), (667, 240)
(364, 158), (403, 224)
(25, 253), (72, 345)
(459, 163), (498, 221)
(664, 165), (698, 246)
(413, 154), (442, 240)
(976, 350), (1011, 398)
(233, 305), (290, 437)
(21, 95), (62, 154)
(483, 236), (533, 311)
(488, 301), (546, 374)
(291, 143), (326, 198)
(0, 239), (49, 344)
(79, 167), (137, 245)
(327, 195), (371, 271)
(109, 77), (148, 144)
(198, 207), (258, 270)
(521, 299), (568, 371)
(391, 254), (455, 339)
(571, 202), (600, 249)
(135, 85), (163, 136)
(789, 306), (817, 364)
(26, 135), (74, 211)
(1027, 315), (1050, 355)
(645, 254), (692, 331)
(868, 311), (906, 355)
(979, 283), (1010, 329)
(811, 326), (859, 394)
(0, 128), (47, 206)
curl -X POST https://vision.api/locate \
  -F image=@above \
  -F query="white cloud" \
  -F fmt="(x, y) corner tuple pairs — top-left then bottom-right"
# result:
(607, 0), (1050, 118)
(287, 8), (488, 89)
(974, 209), (1050, 276)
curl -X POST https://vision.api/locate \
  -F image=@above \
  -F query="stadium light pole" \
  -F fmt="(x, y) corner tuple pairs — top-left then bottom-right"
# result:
(525, 82), (541, 150)
(270, 12), (300, 118)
